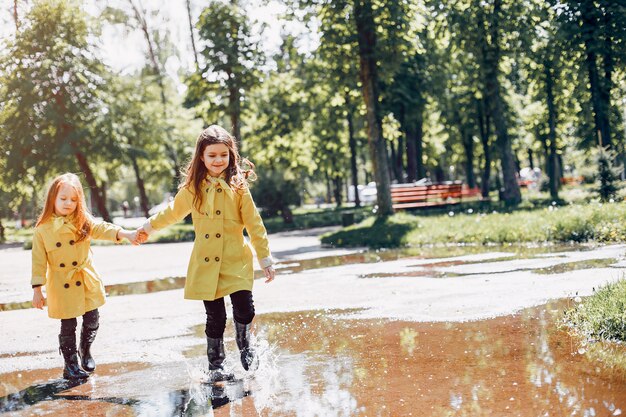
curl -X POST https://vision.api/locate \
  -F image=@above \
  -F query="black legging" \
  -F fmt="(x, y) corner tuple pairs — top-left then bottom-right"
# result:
(203, 290), (255, 338)
(60, 309), (99, 336)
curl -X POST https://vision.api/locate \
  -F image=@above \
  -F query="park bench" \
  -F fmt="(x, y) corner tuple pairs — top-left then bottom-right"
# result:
(561, 176), (583, 185)
(391, 182), (464, 209)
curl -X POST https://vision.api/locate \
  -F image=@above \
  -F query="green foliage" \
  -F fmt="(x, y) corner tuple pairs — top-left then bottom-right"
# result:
(0, 0), (110, 179)
(185, 1), (264, 126)
(595, 147), (622, 202)
(250, 171), (301, 218)
(564, 279), (626, 343)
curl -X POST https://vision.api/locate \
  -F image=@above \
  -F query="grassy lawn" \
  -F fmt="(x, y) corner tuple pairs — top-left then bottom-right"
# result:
(321, 201), (626, 248)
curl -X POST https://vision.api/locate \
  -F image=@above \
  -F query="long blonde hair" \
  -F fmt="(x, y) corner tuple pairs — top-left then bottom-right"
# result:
(36, 173), (93, 242)
(182, 125), (256, 211)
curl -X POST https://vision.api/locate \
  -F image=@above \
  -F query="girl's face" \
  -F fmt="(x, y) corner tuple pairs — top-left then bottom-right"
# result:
(54, 183), (78, 216)
(201, 143), (230, 177)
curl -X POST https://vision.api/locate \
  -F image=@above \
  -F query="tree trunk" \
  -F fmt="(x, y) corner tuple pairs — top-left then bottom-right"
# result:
(527, 149), (534, 169)
(0, 218), (5, 242)
(389, 140), (399, 182)
(401, 105), (423, 182)
(354, 0), (393, 216)
(325, 171), (332, 204)
(477, 97), (491, 198)
(544, 64), (560, 200)
(582, 6), (611, 148)
(186, 0), (199, 67)
(396, 135), (404, 182)
(130, 155), (150, 217)
(333, 175), (343, 207)
(13, 0), (18, 32)
(462, 130), (476, 189)
(74, 151), (111, 222)
(229, 84), (241, 146)
(346, 97), (360, 207)
(481, 0), (521, 205)
(128, 0), (181, 191)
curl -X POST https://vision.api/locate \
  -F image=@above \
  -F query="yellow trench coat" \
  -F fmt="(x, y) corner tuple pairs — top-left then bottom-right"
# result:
(143, 177), (272, 301)
(31, 219), (122, 319)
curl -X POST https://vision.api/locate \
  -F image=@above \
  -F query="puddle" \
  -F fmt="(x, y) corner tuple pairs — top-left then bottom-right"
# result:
(1, 301), (624, 416)
(533, 258), (618, 275)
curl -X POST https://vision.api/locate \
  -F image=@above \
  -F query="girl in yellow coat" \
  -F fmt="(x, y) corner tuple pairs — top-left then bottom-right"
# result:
(31, 173), (137, 379)
(137, 125), (275, 382)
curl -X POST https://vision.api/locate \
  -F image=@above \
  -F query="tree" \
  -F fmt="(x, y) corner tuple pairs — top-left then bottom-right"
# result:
(0, 0), (114, 220)
(186, 0), (264, 148)
(556, 1), (626, 150)
(445, 0), (523, 205)
(353, 0), (393, 215)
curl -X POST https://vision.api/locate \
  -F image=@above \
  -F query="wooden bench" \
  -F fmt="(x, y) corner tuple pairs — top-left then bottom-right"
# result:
(561, 176), (583, 185)
(391, 182), (463, 209)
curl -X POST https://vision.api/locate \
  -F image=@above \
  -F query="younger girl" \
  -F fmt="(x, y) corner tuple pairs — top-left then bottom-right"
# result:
(137, 125), (275, 382)
(31, 173), (137, 379)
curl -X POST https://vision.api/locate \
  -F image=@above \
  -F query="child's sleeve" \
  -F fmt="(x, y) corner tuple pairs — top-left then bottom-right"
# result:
(240, 187), (274, 268)
(91, 221), (123, 242)
(31, 229), (48, 286)
(143, 187), (193, 233)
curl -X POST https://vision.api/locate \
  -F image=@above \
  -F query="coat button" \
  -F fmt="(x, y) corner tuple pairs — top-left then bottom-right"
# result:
(60, 263), (65, 268)
(69, 240), (75, 245)
(76, 281), (81, 287)
(217, 188), (222, 193)
(64, 283), (70, 289)
(215, 257), (220, 262)
(216, 210), (221, 215)
(206, 188), (209, 192)
(56, 242), (61, 247)
(216, 233), (221, 238)
(204, 257), (209, 262)
(205, 234), (209, 239)
(72, 261), (78, 266)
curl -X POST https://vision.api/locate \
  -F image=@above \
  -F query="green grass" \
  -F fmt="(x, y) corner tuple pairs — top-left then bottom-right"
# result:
(321, 201), (626, 248)
(562, 279), (626, 375)
(563, 279), (626, 344)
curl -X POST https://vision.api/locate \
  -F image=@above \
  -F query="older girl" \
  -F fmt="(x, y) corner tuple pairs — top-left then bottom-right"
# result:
(137, 125), (275, 382)
(32, 173), (137, 379)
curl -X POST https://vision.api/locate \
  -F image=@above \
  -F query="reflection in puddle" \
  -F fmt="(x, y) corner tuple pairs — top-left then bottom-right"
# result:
(1, 301), (625, 415)
(533, 258), (618, 275)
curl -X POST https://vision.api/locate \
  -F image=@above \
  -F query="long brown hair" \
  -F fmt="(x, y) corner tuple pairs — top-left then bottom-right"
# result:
(181, 125), (255, 210)
(36, 173), (92, 242)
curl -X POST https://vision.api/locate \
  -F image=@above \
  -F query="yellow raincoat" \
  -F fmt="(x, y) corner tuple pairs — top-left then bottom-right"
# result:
(143, 176), (272, 301)
(31, 218), (122, 319)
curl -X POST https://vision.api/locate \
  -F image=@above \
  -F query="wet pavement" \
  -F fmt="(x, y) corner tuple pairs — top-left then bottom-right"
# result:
(1, 235), (626, 415)
(2, 304), (625, 416)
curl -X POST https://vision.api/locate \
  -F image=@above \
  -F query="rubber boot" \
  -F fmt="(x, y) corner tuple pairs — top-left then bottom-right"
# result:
(234, 320), (257, 371)
(206, 337), (234, 383)
(59, 334), (89, 380)
(79, 323), (98, 373)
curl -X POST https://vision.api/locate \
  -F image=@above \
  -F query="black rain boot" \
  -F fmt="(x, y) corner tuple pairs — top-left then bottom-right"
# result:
(234, 320), (257, 371)
(59, 334), (89, 380)
(206, 337), (234, 383)
(79, 323), (98, 373)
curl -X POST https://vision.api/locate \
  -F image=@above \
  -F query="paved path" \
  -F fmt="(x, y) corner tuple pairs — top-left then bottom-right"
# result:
(0, 226), (361, 304)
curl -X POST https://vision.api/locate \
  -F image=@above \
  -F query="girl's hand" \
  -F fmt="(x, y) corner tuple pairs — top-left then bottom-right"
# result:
(32, 287), (45, 309)
(263, 265), (275, 283)
(134, 227), (149, 244)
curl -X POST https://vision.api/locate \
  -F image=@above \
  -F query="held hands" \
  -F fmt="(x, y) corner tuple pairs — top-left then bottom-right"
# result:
(32, 287), (45, 309)
(118, 229), (140, 246)
(263, 265), (275, 283)
(134, 227), (149, 245)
